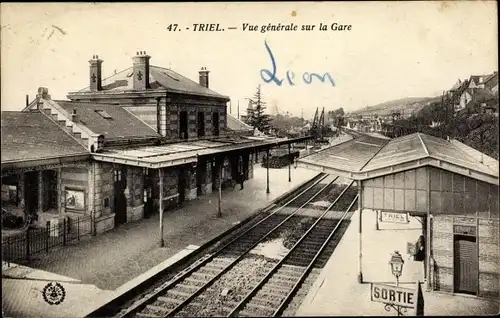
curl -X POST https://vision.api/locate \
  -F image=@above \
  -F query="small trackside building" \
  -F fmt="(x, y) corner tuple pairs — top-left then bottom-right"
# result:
(298, 132), (499, 300)
(1, 109), (90, 228)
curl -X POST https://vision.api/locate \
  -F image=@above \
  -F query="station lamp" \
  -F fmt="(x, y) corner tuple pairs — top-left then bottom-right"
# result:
(389, 251), (404, 281)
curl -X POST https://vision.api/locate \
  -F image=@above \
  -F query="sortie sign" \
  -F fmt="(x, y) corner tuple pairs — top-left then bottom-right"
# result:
(370, 283), (415, 308)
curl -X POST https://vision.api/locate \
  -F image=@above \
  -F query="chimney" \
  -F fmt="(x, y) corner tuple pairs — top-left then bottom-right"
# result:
(199, 66), (209, 88)
(71, 109), (79, 122)
(89, 55), (103, 91)
(36, 87), (50, 109)
(132, 51), (151, 90)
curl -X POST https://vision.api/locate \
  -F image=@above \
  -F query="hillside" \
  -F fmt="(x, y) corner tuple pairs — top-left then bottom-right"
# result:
(348, 96), (441, 117)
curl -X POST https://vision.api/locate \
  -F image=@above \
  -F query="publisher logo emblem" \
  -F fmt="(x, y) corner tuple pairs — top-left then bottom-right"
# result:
(42, 282), (66, 305)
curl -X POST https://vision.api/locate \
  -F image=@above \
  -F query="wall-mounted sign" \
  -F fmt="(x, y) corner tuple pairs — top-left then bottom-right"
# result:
(380, 211), (409, 224)
(453, 225), (477, 235)
(453, 217), (476, 225)
(371, 283), (415, 308)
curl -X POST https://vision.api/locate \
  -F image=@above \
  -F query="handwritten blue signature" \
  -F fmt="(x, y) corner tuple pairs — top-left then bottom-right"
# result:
(260, 40), (335, 87)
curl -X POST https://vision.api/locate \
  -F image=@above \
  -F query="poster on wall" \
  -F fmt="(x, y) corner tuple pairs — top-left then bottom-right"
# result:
(65, 189), (85, 211)
(1, 184), (17, 204)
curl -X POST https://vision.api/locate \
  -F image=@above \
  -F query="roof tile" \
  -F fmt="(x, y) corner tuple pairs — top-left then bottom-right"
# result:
(55, 100), (159, 140)
(1, 111), (88, 163)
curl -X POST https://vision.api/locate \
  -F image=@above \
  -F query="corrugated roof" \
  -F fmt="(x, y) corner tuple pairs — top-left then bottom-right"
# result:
(74, 65), (229, 100)
(362, 133), (427, 171)
(300, 135), (389, 172)
(420, 134), (497, 176)
(55, 100), (159, 140)
(450, 139), (499, 175)
(1, 111), (88, 163)
(298, 132), (498, 183)
(92, 136), (287, 168)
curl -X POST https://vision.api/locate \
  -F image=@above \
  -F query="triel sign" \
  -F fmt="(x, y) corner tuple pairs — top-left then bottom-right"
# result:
(380, 211), (409, 224)
(370, 283), (415, 308)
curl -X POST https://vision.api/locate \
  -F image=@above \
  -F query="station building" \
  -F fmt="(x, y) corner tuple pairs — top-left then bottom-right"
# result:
(2, 52), (307, 234)
(298, 132), (499, 299)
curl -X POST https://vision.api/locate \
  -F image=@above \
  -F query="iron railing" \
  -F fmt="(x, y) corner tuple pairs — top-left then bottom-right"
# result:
(2, 215), (93, 263)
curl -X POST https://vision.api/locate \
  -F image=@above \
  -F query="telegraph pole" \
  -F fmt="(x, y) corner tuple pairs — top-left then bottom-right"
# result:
(218, 162), (222, 217)
(159, 168), (164, 247)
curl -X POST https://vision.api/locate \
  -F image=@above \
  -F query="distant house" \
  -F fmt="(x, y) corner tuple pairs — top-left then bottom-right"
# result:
(429, 120), (442, 128)
(468, 75), (488, 90)
(447, 79), (469, 112)
(459, 89), (473, 110)
(458, 72), (498, 111)
(459, 88), (495, 110)
(484, 71), (498, 94)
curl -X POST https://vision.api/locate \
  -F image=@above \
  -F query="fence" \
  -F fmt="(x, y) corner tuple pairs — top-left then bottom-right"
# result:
(2, 215), (93, 263)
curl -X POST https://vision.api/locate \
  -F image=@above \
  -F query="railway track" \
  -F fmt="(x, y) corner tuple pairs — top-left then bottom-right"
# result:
(228, 187), (358, 317)
(112, 173), (358, 318)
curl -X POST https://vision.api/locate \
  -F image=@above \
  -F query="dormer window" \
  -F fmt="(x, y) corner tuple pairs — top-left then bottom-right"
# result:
(479, 77), (484, 84)
(95, 110), (112, 119)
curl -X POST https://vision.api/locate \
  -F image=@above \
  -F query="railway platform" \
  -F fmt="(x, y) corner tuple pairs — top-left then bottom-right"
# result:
(296, 208), (500, 316)
(2, 166), (317, 318)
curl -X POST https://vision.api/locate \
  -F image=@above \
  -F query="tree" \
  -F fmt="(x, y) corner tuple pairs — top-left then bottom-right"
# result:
(247, 85), (273, 133)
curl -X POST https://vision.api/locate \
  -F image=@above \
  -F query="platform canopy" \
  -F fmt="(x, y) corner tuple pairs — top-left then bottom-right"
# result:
(298, 132), (499, 185)
(92, 135), (311, 169)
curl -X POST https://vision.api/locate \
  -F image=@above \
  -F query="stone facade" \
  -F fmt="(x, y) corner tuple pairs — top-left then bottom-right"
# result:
(162, 168), (179, 210)
(431, 215), (499, 298)
(126, 166), (144, 222)
(185, 166), (197, 201)
(203, 161), (213, 195)
(478, 218), (500, 298)
(95, 214), (115, 234)
(248, 153), (254, 179)
(93, 162), (114, 219)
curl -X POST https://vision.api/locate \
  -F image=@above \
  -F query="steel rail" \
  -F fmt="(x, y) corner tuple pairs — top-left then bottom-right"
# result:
(115, 173), (329, 318)
(227, 180), (355, 317)
(162, 174), (339, 317)
(272, 193), (360, 317)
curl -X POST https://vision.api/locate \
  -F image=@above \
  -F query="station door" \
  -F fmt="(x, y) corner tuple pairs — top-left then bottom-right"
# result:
(453, 234), (478, 295)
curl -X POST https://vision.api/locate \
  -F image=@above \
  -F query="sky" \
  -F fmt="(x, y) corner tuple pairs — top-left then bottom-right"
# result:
(1, 2), (498, 119)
